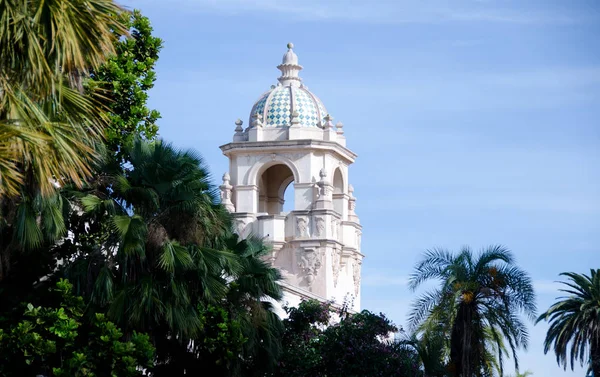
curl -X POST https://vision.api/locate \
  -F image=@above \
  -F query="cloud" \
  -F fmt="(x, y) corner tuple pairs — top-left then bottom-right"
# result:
(132, 0), (591, 25)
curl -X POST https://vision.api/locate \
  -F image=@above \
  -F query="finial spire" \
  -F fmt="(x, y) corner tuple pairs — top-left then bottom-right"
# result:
(277, 42), (303, 87)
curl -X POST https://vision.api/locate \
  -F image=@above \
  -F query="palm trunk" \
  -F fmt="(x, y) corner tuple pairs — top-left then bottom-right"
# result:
(591, 339), (600, 377)
(451, 303), (474, 377)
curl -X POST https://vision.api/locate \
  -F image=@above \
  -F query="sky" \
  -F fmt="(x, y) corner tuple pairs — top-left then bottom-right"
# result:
(124, 0), (599, 375)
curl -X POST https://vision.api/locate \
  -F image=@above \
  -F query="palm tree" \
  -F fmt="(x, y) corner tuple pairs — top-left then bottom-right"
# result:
(64, 138), (235, 336)
(226, 235), (284, 376)
(156, 235), (285, 377)
(62, 139), (285, 375)
(536, 269), (600, 377)
(399, 330), (447, 377)
(0, 0), (128, 197)
(0, 0), (128, 280)
(409, 245), (537, 377)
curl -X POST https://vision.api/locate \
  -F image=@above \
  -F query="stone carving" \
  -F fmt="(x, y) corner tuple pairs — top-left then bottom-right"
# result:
(355, 230), (361, 248)
(331, 218), (339, 239)
(315, 216), (325, 237)
(353, 256), (362, 296)
(234, 219), (246, 238)
(251, 112), (263, 128)
(323, 114), (334, 129)
(298, 248), (322, 286)
(332, 247), (342, 287)
(316, 169), (333, 202)
(269, 244), (284, 265)
(296, 216), (308, 238)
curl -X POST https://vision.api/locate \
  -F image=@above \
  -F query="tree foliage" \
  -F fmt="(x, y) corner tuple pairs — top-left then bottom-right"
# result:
(276, 299), (422, 377)
(90, 9), (162, 166)
(536, 269), (600, 377)
(0, 279), (154, 377)
(0, 0), (128, 199)
(0, 0), (130, 282)
(53, 138), (283, 376)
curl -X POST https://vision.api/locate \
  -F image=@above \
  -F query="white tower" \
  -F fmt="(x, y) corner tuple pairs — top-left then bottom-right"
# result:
(219, 43), (363, 312)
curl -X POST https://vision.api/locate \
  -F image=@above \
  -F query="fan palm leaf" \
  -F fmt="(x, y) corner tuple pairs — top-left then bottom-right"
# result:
(0, 0), (128, 282)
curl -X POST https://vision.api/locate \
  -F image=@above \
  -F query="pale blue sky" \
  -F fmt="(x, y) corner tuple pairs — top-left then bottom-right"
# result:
(125, 1), (599, 375)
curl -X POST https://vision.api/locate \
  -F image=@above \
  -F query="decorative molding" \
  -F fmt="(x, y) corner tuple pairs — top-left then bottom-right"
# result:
(219, 173), (235, 212)
(332, 246), (342, 287)
(355, 229), (361, 249)
(315, 216), (325, 237)
(296, 216), (309, 238)
(279, 152), (306, 161)
(353, 256), (362, 296)
(298, 247), (323, 287)
(234, 219), (247, 238)
(331, 218), (339, 240)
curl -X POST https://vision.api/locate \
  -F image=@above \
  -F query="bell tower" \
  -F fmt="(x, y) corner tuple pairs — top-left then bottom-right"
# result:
(219, 43), (363, 312)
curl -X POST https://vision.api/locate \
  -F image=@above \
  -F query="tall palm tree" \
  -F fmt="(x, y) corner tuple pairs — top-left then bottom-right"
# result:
(536, 269), (600, 377)
(409, 245), (537, 377)
(0, 0), (128, 280)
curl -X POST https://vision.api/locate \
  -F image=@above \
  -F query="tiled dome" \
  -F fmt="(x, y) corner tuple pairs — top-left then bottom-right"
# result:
(248, 43), (328, 128)
(249, 85), (328, 128)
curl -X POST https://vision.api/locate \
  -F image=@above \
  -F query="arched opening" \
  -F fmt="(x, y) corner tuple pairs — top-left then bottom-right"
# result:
(258, 164), (295, 215)
(332, 168), (344, 215)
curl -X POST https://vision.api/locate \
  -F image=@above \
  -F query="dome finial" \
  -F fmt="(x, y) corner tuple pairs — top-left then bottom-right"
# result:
(278, 43), (302, 86)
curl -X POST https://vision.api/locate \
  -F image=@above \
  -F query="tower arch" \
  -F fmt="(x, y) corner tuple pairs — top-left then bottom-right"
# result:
(246, 156), (301, 187)
(332, 167), (346, 217)
(257, 163), (295, 215)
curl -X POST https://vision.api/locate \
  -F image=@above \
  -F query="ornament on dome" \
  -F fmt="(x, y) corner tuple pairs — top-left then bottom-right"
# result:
(323, 114), (334, 129)
(251, 112), (263, 128)
(277, 42), (303, 86)
(336, 121), (344, 134)
(234, 119), (244, 133)
(290, 110), (301, 126)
